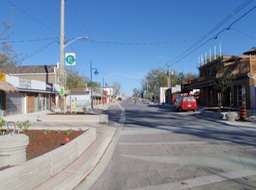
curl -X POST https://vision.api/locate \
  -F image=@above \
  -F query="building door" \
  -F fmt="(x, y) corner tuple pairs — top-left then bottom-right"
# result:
(27, 93), (34, 113)
(234, 85), (244, 107)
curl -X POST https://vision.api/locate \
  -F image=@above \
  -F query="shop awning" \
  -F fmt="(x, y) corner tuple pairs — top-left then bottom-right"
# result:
(0, 81), (18, 93)
(17, 87), (58, 94)
(188, 82), (214, 90)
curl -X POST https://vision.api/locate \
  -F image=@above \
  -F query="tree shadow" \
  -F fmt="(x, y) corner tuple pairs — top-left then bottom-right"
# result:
(119, 99), (256, 147)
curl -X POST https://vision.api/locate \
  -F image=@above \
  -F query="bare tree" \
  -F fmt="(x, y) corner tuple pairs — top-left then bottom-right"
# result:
(112, 81), (122, 97)
(0, 42), (18, 67)
(1, 12), (17, 67)
(215, 63), (236, 109)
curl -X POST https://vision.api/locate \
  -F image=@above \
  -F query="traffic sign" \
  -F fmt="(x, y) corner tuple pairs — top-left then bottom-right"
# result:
(65, 52), (76, 66)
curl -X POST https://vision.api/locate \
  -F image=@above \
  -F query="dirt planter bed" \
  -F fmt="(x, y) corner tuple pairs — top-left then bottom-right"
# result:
(0, 127), (96, 190)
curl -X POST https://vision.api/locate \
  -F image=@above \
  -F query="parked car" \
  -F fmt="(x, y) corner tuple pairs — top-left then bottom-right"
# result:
(174, 95), (197, 112)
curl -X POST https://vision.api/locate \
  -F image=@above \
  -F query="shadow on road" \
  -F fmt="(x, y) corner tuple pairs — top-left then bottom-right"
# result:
(120, 99), (256, 148)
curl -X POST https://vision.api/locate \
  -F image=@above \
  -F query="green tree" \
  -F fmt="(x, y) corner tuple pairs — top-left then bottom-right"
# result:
(143, 68), (167, 95)
(66, 69), (89, 89)
(176, 72), (198, 85)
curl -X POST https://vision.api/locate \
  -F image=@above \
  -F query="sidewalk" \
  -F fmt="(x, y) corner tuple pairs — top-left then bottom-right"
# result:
(159, 103), (256, 128)
(196, 106), (256, 128)
(34, 123), (117, 190)
(0, 104), (118, 190)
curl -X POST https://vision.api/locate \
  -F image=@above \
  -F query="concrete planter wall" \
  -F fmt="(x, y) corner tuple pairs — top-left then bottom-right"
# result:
(0, 134), (29, 168)
(200, 110), (239, 121)
(37, 114), (108, 124)
(226, 112), (238, 121)
(0, 128), (96, 190)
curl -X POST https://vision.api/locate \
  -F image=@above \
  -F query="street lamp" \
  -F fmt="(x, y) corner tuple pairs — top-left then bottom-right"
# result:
(60, 35), (90, 86)
(90, 61), (99, 110)
(60, 0), (90, 113)
(59, 35), (89, 112)
(64, 36), (89, 48)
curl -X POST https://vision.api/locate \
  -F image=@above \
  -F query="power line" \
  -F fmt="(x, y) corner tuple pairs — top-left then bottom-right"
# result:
(2, 37), (58, 43)
(69, 0), (112, 75)
(89, 39), (195, 46)
(231, 28), (256, 41)
(167, 0), (255, 69)
(19, 40), (56, 63)
(212, 4), (256, 40)
(7, 0), (59, 37)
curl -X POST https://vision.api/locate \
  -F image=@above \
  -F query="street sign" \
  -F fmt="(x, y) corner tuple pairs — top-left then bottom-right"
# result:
(60, 87), (65, 96)
(65, 52), (76, 66)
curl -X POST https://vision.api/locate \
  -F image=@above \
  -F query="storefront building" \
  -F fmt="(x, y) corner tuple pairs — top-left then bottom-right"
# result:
(0, 73), (60, 117)
(189, 48), (256, 109)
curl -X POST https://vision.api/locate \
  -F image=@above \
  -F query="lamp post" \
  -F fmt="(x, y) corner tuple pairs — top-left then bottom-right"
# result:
(59, 35), (89, 113)
(59, 35), (89, 86)
(59, 0), (89, 112)
(102, 78), (104, 105)
(90, 61), (99, 110)
(64, 36), (89, 48)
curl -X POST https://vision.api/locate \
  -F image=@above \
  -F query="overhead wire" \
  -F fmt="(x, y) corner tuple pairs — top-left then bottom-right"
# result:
(4, 0), (255, 73)
(89, 39), (195, 46)
(4, 0), (60, 63)
(69, 0), (113, 78)
(2, 37), (59, 43)
(7, 0), (59, 37)
(166, 0), (255, 69)
(212, 4), (256, 40)
(231, 28), (256, 41)
(19, 40), (57, 63)
(0, 5), (15, 40)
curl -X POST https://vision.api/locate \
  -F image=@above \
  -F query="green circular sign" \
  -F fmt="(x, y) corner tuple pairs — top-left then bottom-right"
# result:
(60, 87), (65, 96)
(66, 55), (75, 65)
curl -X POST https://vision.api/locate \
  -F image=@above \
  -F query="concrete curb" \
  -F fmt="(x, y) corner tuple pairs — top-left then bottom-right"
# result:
(34, 125), (117, 190)
(196, 112), (256, 128)
(37, 114), (109, 124)
(0, 127), (96, 190)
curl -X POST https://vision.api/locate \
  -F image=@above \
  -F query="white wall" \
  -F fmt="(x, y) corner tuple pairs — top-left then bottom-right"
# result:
(66, 94), (90, 107)
(6, 75), (60, 92)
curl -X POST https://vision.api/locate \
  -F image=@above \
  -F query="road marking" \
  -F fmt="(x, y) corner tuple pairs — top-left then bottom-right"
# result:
(121, 155), (256, 171)
(119, 141), (208, 145)
(128, 170), (256, 190)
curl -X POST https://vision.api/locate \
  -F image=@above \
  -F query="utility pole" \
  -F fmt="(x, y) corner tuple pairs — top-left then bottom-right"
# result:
(146, 81), (149, 99)
(167, 63), (173, 104)
(59, 0), (66, 112)
(102, 78), (105, 105)
(167, 64), (171, 88)
(90, 61), (93, 110)
(90, 61), (99, 110)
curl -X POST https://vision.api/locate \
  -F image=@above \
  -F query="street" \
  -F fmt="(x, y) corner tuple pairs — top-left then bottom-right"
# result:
(76, 98), (256, 190)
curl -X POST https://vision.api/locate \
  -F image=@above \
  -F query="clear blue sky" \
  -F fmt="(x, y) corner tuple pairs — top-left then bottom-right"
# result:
(1, 0), (256, 96)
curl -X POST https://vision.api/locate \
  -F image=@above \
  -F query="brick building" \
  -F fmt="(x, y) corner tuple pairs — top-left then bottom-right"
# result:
(189, 48), (256, 109)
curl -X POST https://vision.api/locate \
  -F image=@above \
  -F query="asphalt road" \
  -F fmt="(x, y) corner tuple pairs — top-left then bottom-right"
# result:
(77, 98), (256, 190)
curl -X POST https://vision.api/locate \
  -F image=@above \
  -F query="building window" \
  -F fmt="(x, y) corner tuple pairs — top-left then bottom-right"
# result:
(6, 93), (25, 115)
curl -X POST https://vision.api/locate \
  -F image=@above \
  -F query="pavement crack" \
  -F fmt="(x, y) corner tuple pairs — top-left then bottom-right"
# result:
(239, 157), (247, 170)
(146, 177), (151, 186)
